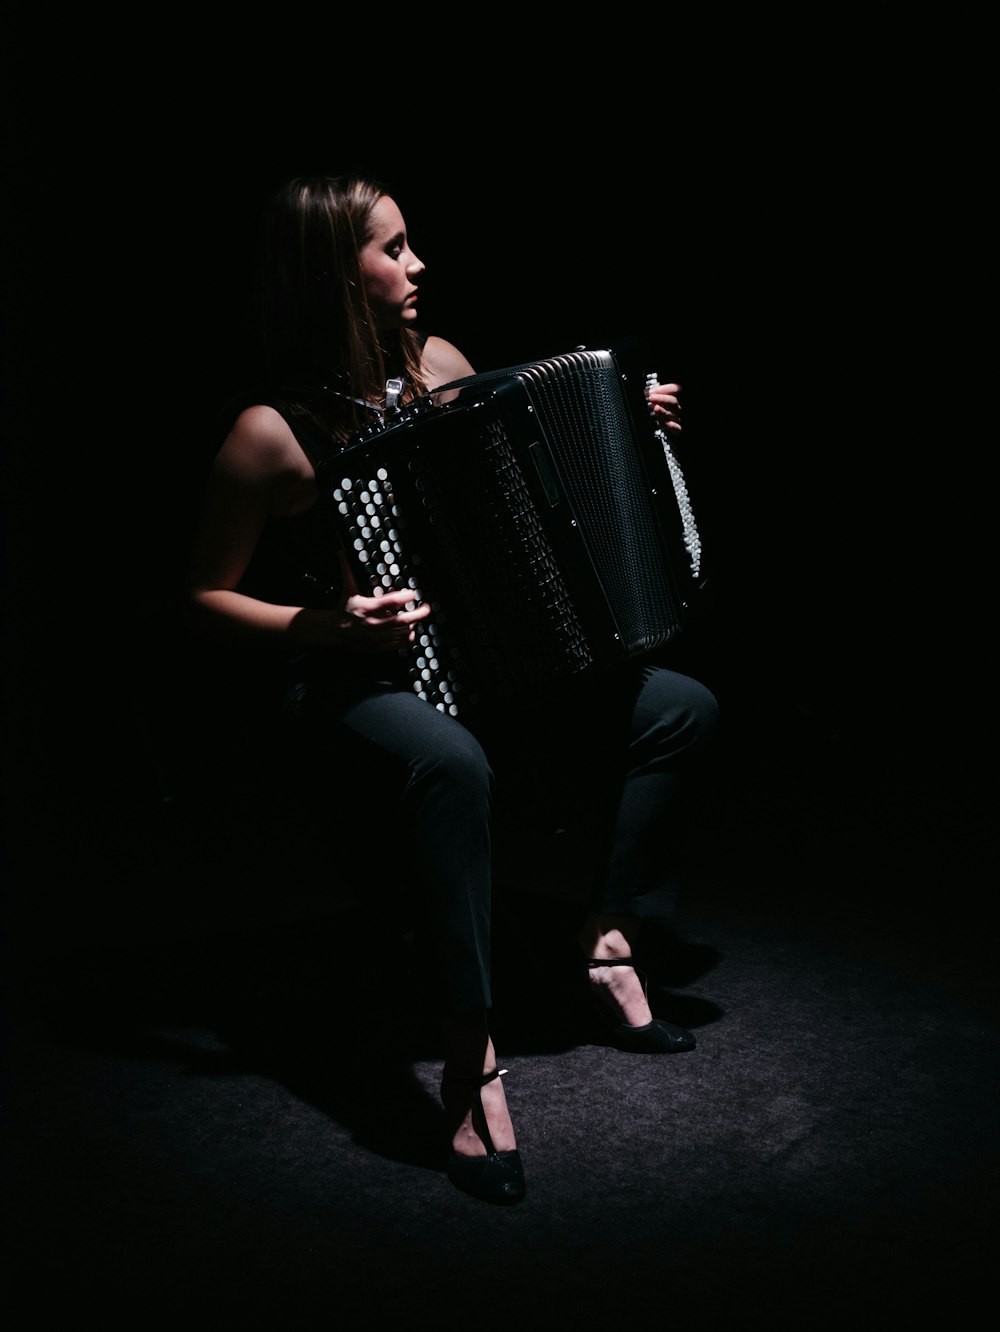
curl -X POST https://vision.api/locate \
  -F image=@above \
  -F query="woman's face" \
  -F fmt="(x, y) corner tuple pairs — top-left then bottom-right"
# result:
(358, 195), (425, 330)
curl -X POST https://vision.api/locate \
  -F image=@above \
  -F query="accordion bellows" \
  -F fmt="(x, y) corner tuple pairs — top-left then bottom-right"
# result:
(329, 343), (703, 719)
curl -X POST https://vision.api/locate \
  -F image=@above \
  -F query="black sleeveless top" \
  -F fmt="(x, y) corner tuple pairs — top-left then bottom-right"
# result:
(237, 332), (429, 615)
(237, 398), (349, 612)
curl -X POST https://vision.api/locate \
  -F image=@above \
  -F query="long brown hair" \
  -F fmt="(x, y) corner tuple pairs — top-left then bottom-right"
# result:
(257, 174), (427, 439)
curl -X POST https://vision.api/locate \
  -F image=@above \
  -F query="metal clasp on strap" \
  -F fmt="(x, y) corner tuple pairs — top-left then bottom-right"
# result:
(384, 377), (405, 416)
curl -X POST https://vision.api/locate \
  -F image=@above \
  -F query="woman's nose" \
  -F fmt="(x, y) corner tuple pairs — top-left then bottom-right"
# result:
(407, 251), (425, 277)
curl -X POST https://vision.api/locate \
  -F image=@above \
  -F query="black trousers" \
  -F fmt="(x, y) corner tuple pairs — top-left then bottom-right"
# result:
(286, 657), (719, 1015)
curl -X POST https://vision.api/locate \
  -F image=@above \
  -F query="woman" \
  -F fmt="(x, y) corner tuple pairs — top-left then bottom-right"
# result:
(188, 174), (719, 1206)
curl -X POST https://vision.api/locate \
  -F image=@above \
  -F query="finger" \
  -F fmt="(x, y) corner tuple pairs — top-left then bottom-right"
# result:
(378, 587), (425, 611)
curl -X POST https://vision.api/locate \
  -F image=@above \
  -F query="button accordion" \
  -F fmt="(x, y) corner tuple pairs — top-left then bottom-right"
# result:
(327, 342), (705, 720)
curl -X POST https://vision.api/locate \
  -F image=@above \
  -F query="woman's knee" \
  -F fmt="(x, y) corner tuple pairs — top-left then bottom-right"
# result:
(637, 666), (721, 751)
(416, 727), (494, 794)
(679, 674), (721, 739)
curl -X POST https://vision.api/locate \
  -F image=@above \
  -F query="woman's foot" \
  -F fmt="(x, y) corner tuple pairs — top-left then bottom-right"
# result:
(441, 1023), (525, 1204)
(580, 915), (696, 1054)
(441, 1035), (517, 1157)
(580, 918), (653, 1025)
(586, 959), (656, 1026)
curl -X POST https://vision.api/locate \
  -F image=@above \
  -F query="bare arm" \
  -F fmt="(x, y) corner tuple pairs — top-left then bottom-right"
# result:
(188, 405), (428, 650)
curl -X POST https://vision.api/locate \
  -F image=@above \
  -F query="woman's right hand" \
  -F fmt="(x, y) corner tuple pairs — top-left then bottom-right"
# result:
(324, 586), (431, 652)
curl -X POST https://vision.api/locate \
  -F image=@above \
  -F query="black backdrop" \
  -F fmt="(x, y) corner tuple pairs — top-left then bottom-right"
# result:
(3, 36), (993, 1328)
(3, 59), (988, 936)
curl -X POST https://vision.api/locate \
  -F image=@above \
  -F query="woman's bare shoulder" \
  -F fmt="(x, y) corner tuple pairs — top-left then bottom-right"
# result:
(420, 335), (476, 390)
(217, 404), (311, 480)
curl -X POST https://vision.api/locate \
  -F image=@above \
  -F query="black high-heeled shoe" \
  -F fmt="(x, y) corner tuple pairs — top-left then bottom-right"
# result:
(586, 958), (696, 1053)
(440, 1067), (526, 1205)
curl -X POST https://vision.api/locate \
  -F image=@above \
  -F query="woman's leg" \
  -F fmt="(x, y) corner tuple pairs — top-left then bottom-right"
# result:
(440, 1010), (524, 1203)
(298, 679), (522, 1197)
(578, 914), (655, 1026)
(589, 663), (720, 924)
(442, 1013), (516, 1155)
(564, 663), (720, 1030)
(306, 681), (496, 1014)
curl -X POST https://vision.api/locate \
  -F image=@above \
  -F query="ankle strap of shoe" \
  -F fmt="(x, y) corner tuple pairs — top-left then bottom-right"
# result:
(442, 1067), (507, 1088)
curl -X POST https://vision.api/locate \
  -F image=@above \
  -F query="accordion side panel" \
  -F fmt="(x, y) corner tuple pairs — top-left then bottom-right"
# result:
(516, 351), (687, 655)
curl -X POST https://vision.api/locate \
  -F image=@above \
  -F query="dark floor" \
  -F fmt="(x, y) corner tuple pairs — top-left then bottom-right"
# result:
(5, 683), (996, 1328)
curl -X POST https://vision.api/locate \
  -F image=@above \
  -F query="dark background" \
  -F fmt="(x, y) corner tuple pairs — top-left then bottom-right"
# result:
(3, 33), (994, 1326)
(5, 78), (986, 885)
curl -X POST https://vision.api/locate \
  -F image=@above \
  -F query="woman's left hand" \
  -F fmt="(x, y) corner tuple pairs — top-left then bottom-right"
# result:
(646, 381), (682, 433)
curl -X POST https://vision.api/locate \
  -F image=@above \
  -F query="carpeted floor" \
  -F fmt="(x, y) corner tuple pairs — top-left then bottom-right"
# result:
(5, 700), (996, 1328)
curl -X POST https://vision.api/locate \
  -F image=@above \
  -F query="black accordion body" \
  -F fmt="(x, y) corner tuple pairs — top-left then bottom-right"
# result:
(327, 342), (705, 719)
